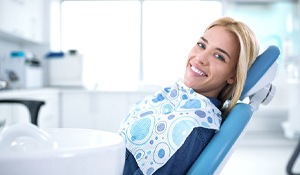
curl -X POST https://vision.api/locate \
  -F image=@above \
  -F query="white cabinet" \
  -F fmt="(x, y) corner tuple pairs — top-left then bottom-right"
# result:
(0, 88), (150, 133)
(0, 0), (44, 43)
(61, 91), (148, 132)
(23, 0), (44, 43)
(60, 92), (93, 129)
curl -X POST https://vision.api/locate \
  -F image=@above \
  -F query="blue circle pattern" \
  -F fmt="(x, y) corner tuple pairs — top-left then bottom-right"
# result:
(156, 121), (167, 134)
(172, 120), (194, 146)
(127, 116), (155, 145)
(119, 80), (222, 175)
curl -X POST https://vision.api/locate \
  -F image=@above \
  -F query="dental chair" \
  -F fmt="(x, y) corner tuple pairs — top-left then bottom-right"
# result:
(187, 45), (280, 175)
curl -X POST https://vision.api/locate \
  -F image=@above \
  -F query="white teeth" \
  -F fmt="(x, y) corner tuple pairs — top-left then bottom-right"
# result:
(191, 66), (206, 76)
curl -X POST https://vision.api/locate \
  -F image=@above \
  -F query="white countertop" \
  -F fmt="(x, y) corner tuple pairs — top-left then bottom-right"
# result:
(0, 86), (157, 97)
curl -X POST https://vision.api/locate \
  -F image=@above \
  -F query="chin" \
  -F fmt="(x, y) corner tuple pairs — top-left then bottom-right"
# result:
(183, 78), (193, 88)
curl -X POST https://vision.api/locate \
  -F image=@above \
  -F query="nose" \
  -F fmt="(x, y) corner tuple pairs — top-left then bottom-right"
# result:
(195, 51), (209, 65)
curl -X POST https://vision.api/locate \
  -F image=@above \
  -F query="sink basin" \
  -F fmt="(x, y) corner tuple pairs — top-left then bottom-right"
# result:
(0, 123), (125, 175)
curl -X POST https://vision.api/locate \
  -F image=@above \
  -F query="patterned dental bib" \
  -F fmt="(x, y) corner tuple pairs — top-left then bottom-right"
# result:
(118, 80), (222, 175)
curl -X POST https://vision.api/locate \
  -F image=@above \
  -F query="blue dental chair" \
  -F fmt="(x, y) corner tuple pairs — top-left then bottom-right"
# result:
(187, 45), (280, 175)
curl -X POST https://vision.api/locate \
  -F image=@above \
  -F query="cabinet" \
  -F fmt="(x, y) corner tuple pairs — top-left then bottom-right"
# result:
(0, 0), (44, 43)
(61, 91), (148, 132)
(0, 88), (151, 133)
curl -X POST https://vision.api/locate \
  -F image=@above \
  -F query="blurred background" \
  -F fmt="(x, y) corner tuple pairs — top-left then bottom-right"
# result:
(0, 0), (299, 174)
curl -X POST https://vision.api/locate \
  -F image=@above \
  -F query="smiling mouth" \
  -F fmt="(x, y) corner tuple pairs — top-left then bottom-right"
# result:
(191, 65), (207, 76)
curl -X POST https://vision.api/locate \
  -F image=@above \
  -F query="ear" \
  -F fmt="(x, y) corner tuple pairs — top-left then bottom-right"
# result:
(227, 74), (236, 85)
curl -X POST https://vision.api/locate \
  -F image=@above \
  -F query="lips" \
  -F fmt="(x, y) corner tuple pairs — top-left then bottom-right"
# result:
(191, 65), (207, 76)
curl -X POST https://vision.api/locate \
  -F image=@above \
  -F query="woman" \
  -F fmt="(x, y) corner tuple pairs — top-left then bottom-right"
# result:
(119, 16), (259, 175)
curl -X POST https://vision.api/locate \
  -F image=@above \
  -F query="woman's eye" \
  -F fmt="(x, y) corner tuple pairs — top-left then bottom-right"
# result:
(215, 54), (225, 62)
(197, 42), (205, 49)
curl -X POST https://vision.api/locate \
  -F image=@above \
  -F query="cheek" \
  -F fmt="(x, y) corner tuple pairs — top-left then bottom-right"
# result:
(213, 65), (235, 79)
(229, 64), (238, 77)
(225, 69), (237, 84)
(185, 54), (192, 67)
(187, 46), (197, 60)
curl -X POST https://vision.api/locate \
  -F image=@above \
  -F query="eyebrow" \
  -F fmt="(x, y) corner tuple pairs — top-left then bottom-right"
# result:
(200, 37), (231, 59)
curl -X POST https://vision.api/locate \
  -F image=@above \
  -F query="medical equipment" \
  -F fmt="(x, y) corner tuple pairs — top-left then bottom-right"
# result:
(187, 45), (280, 175)
(0, 123), (125, 175)
(287, 139), (300, 175)
(0, 99), (45, 129)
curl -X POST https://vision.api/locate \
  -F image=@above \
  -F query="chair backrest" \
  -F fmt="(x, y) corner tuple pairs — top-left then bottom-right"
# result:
(187, 45), (280, 175)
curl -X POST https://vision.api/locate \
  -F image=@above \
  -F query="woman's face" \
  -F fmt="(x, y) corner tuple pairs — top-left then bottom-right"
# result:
(184, 26), (240, 98)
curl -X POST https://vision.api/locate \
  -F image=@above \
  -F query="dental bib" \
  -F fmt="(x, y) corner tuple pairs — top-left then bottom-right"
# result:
(118, 80), (222, 175)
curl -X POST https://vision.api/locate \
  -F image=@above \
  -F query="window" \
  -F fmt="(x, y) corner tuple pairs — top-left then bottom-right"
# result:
(60, 0), (222, 90)
(142, 1), (222, 86)
(61, 1), (140, 90)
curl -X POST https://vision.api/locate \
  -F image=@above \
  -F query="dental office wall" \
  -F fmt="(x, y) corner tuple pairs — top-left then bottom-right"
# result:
(223, 0), (300, 136)
(0, 0), (299, 134)
(0, 0), (54, 128)
(0, 0), (51, 88)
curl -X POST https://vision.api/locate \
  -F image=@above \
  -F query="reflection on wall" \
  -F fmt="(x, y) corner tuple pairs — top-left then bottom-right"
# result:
(223, 1), (300, 135)
(224, 1), (299, 73)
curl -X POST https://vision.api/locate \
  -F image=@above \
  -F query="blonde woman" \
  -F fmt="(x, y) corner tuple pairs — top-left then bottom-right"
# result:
(119, 16), (259, 175)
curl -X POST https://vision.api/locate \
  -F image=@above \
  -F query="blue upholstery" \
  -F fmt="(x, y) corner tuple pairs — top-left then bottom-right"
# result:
(187, 103), (253, 175)
(241, 45), (280, 99)
(187, 46), (280, 175)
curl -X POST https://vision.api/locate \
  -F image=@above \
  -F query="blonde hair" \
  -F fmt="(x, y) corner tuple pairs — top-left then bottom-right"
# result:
(206, 17), (260, 117)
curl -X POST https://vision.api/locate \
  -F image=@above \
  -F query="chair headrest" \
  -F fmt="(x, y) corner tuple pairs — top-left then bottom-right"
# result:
(240, 45), (280, 100)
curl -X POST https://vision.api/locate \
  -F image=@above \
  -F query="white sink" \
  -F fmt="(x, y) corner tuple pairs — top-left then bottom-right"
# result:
(0, 123), (125, 175)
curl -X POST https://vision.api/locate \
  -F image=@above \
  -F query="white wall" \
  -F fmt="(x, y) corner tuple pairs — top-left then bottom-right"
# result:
(0, 0), (51, 87)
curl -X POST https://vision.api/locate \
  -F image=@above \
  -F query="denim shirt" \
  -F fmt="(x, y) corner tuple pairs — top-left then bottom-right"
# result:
(122, 82), (222, 175)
